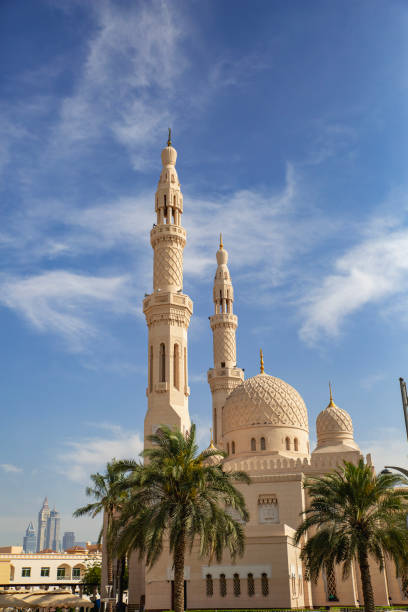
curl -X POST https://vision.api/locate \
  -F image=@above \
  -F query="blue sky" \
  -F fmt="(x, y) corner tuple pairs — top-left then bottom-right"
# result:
(1, 0), (407, 545)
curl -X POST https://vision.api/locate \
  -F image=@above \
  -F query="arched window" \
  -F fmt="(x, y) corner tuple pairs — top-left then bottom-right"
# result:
(285, 436), (290, 450)
(227, 442), (230, 455)
(261, 573), (269, 596)
(206, 574), (213, 597)
(159, 343), (166, 383)
(163, 194), (167, 221)
(260, 437), (266, 450)
(149, 346), (153, 392)
(233, 573), (241, 596)
(247, 573), (255, 596)
(173, 344), (180, 389)
(251, 438), (256, 451)
(294, 437), (299, 451)
(220, 574), (227, 597)
(231, 441), (235, 454)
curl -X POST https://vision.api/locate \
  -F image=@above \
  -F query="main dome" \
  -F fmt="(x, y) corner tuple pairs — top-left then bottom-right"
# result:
(223, 373), (309, 434)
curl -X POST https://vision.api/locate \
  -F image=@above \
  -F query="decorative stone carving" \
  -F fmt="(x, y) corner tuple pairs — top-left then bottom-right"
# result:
(258, 494), (279, 524)
(223, 374), (309, 434)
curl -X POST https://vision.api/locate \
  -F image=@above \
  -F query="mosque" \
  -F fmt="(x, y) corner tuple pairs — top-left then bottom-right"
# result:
(102, 137), (407, 611)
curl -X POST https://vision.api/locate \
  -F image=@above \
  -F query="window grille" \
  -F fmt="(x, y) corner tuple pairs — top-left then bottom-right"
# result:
(260, 437), (266, 450)
(41, 567), (50, 577)
(220, 573), (227, 597)
(251, 438), (256, 451)
(72, 568), (81, 578)
(233, 573), (241, 596)
(206, 574), (213, 597)
(21, 568), (31, 577)
(261, 573), (269, 596)
(247, 573), (255, 596)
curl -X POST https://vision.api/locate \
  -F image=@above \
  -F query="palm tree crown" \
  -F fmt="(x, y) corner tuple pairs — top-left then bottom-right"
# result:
(112, 424), (250, 612)
(295, 459), (408, 612)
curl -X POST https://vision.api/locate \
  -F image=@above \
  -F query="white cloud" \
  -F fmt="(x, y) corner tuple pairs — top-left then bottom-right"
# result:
(0, 271), (136, 352)
(299, 226), (408, 344)
(58, 424), (143, 483)
(360, 427), (408, 473)
(0, 464), (22, 474)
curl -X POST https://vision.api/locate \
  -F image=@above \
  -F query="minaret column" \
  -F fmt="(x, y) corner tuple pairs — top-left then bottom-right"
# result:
(207, 237), (244, 446)
(143, 133), (192, 446)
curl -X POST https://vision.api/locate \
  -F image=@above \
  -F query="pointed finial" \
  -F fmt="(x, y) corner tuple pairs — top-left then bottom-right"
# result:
(260, 349), (265, 374)
(209, 427), (216, 449)
(219, 233), (223, 249)
(167, 127), (172, 147)
(328, 381), (335, 407)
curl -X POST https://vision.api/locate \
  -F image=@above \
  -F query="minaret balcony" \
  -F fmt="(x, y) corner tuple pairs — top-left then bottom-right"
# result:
(150, 224), (186, 245)
(207, 367), (244, 381)
(143, 292), (193, 313)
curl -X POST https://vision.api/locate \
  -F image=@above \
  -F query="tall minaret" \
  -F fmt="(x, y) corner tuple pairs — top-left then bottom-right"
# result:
(143, 132), (192, 445)
(207, 236), (244, 445)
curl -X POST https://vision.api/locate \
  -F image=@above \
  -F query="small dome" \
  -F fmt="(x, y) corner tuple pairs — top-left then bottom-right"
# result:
(203, 441), (223, 466)
(315, 392), (357, 450)
(216, 246), (228, 266)
(223, 373), (309, 434)
(161, 145), (177, 166)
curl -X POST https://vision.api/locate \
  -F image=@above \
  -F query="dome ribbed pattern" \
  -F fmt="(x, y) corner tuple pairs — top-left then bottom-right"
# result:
(316, 405), (353, 437)
(223, 374), (309, 434)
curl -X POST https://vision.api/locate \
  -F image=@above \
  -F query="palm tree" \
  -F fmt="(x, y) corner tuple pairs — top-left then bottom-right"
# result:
(295, 459), (408, 612)
(112, 424), (250, 612)
(73, 462), (126, 603)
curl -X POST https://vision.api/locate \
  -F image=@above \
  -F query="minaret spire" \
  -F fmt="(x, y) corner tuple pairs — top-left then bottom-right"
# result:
(208, 237), (244, 445)
(143, 139), (193, 448)
(328, 381), (336, 408)
(260, 349), (265, 374)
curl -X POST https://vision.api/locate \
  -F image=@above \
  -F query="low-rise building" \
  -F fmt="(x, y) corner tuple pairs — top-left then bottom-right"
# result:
(0, 550), (101, 587)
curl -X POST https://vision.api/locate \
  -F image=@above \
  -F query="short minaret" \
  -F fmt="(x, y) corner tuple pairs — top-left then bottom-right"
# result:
(143, 132), (192, 445)
(208, 236), (244, 445)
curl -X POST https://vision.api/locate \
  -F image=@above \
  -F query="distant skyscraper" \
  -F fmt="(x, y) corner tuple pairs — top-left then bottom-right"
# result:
(23, 522), (36, 553)
(62, 531), (75, 550)
(46, 506), (61, 552)
(37, 497), (50, 552)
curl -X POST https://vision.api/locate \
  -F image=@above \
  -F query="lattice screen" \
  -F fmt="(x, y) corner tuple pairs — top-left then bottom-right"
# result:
(206, 574), (213, 597)
(247, 573), (255, 596)
(233, 573), (241, 596)
(261, 573), (269, 596)
(220, 574), (227, 597)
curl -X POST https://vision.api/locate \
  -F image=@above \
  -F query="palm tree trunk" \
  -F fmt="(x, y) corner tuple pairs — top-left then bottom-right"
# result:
(357, 546), (375, 612)
(107, 554), (114, 612)
(173, 530), (185, 612)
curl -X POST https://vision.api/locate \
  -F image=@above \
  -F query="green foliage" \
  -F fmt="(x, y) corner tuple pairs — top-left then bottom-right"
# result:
(81, 561), (101, 594)
(111, 424), (250, 612)
(112, 424), (250, 564)
(295, 459), (408, 612)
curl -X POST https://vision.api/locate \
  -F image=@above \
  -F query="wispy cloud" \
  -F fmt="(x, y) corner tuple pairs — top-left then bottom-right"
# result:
(0, 464), (23, 474)
(360, 427), (408, 472)
(58, 424), (143, 483)
(299, 223), (408, 344)
(0, 271), (136, 352)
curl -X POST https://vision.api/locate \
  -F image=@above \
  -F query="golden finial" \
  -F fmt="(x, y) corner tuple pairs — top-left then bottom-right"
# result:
(260, 348), (265, 374)
(219, 233), (223, 249)
(328, 381), (336, 407)
(167, 127), (172, 147)
(209, 427), (216, 449)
